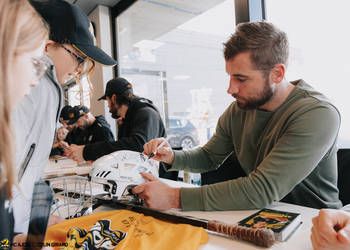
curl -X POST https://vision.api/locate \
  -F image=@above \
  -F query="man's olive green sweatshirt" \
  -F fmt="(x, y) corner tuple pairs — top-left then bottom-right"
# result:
(169, 80), (342, 211)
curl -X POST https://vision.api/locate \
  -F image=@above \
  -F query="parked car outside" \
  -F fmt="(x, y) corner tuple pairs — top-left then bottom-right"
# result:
(167, 116), (200, 149)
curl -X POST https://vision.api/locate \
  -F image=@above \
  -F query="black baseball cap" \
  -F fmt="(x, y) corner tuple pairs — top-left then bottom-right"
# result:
(30, 0), (117, 66)
(98, 77), (133, 101)
(60, 105), (73, 121)
(67, 105), (90, 125)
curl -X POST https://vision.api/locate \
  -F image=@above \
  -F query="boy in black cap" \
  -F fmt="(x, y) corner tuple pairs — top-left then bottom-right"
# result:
(57, 105), (85, 146)
(59, 105), (74, 131)
(65, 105), (114, 145)
(11, 0), (117, 233)
(66, 77), (166, 163)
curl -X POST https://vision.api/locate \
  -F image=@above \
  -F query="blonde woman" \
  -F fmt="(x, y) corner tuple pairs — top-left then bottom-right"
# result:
(50, 127), (69, 156)
(0, 0), (48, 245)
(12, 0), (117, 233)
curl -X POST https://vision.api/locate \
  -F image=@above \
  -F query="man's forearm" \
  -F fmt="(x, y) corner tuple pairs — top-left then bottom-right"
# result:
(172, 188), (181, 209)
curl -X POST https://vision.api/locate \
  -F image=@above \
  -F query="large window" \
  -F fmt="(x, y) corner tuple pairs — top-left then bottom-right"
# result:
(266, 0), (350, 147)
(116, 0), (235, 147)
(67, 77), (91, 108)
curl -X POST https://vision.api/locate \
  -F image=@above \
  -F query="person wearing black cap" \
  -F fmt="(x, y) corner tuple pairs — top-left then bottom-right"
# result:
(56, 104), (84, 146)
(59, 105), (74, 132)
(11, 0), (117, 233)
(65, 105), (114, 145)
(66, 77), (166, 163)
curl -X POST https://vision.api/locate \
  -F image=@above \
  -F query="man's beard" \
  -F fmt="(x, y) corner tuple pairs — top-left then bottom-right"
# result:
(110, 104), (120, 119)
(233, 77), (273, 110)
(111, 111), (120, 119)
(79, 118), (90, 130)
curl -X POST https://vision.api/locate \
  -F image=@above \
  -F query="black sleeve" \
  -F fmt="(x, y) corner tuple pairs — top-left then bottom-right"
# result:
(83, 108), (163, 161)
(65, 132), (73, 144)
(50, 147), (63, 156)
(91, 124), (115, 144)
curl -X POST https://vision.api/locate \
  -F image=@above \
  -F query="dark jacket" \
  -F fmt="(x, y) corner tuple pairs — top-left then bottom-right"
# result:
(79, 115), (114, 145)
(65, 127), (85, 145)
(65, 116), (114, 146)
(83, 98), (166, 161)
(50, 116), (114, 156)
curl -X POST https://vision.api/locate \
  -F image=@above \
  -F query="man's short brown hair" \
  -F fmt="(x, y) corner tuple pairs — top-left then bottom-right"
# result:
(223, 21), (289, 71)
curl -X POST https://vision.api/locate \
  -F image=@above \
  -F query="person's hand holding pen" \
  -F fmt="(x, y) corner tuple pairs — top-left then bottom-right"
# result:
(143, 137), (175, 164)
(134, 137), (180, 210)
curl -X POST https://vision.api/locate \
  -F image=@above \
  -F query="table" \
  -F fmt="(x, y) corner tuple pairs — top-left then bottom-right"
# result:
(46, 158), (318, 249)
(162, 180), (317, 250)
(45, 157), (92, 178)
(95, 178), (318, 250)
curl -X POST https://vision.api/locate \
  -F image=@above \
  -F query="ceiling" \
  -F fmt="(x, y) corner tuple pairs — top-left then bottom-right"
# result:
(65, 0), (121, 14)
(117, 0), (227, 56)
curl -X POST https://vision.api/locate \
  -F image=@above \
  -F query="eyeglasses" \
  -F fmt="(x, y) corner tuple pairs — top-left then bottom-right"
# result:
(31, 56), (48, 80)
(61, 45), (86, 67)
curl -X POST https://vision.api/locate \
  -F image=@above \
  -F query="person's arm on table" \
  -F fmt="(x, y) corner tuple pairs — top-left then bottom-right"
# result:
(183, 106), (339, 211)
(138, 106), (340, 211)
(311, 209), (350, 250)
(133, 172), (181, 210)
(65, 144), (85, 162)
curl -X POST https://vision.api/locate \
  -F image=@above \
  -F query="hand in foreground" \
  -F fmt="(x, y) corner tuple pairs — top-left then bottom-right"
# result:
(58, 141), (69, 150)
(132, 172), (181, 210)
(143, 138), (174, 164)
(65, 144), (85, 163)
(311, 209), (350, 250)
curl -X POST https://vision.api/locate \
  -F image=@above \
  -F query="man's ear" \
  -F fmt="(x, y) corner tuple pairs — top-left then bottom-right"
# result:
(270, 64), (286, 84)
(45, 40), (56, 53)
(112, 94), (117, 104)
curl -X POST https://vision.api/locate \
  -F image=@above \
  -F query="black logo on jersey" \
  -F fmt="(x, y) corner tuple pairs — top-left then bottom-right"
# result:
(66, 219), (127, 249)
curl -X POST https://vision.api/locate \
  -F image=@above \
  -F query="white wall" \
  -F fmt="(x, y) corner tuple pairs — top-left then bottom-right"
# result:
(88, 5), (116, 137)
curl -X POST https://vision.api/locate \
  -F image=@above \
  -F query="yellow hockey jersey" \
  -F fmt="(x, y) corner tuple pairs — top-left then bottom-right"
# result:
(45, 209), (208, 249)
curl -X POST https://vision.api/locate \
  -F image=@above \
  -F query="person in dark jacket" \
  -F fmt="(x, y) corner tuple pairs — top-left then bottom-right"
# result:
(58, 105), (85, 146)
(66, 77), (166, 162)
(65, 105), (115, 145)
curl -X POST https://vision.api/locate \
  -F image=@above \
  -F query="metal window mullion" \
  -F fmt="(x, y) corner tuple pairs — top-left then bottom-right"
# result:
(235, 0), (266, 24)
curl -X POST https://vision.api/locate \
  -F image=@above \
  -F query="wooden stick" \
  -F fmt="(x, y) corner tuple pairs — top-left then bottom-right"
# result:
(98, 198), (275, 248)
(207, 220), (274, 247)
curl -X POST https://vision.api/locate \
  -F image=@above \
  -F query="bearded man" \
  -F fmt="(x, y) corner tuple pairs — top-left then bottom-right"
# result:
(66, 77), (166, 162)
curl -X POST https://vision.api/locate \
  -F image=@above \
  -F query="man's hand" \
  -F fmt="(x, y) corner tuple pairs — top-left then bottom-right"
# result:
(311, 209), (350, 250)
(143, 138), (175, 164)
(65, 144), (85, 163)
(132, 172), (181, 210)
(58, 141), (69, 150)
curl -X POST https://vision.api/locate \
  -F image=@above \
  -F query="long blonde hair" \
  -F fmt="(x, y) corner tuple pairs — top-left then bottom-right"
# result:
(75, 59), (95, 104)
(0, 0), (48, 198)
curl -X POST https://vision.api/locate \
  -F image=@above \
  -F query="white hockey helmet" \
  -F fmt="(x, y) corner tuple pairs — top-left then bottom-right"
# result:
(90, 150), (158, 199)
